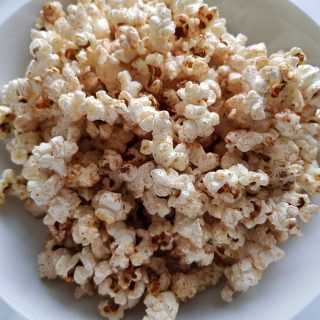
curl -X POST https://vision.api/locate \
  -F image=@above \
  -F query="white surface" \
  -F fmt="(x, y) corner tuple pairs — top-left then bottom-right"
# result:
(0, 0), (320, 319)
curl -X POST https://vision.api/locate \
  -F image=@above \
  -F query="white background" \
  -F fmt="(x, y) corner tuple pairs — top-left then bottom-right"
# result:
(0, 0), (319, 319)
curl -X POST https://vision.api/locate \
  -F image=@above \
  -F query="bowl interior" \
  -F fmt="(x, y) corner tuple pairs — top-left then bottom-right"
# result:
(0, 1), (320, 320)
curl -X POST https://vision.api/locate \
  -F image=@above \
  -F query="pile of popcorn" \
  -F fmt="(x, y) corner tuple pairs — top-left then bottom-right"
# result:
(1, 0), (320, 319)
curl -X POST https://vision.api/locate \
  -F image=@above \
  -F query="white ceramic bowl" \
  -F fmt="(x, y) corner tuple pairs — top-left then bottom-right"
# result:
(0, 1), (320, 320)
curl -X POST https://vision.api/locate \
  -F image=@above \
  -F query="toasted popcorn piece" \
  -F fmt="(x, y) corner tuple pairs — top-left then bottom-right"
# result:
(262, 137), (300, 164)
(74, 282), (95, 300)
(0, 105), (14, 139)
(6, 131), (42, 165)
(171, 263), (222, 302)
(191, 264), (223, 293)
(67, 161), (100, 188)
(8, 174), (28, 201)
(174, 237), (214, 266)
(24, 198), (45, 218)
(142, 136), (189, 171)
(148, 3), (175, 53)
(94, 191), (133, 224)
(114, 26), (146, 64)
(74, 247), (96, 285)
(46, 188), (81, 224)
(174, 213), (206, 248)
(168, 187), (204, 219)
(59, 89), (119, 124)
(143, 190), (171, 217)
(143, 291), (179, 320)
(0, 169), (16, 204)
(106, 221), (135, 269)
(26, 136), (78, 176)
(221, 284), (234, 303)
(72, 212), (101, 246)
(27, 39), (60, 78)
(42, 2), (65, 24)
(151, 168), (196, 198)
(298, 65), (320, 107)
(274, 109), (301, 138)
(127, 162), (155, 198)
(98, 300), (125, 320)
(130, 229), (154, 267)
(2, 77), (42, 112)
(94, 261), (113, 285)
(148, 216), (174, 251)
(211, 222), (246, 249)
(38, 248), (69, 280)
(98, 277), (128, 306)
(99, 149), (123, 171)
(188, 143), (220, 173)
(171, 273), (198, 302)
(27, 174), (65, 206)
(222, 244), (284, 302)
(203, 164), (269, 203)
(298, 164), (320, 195)
(55, 252), (81, 280)
(173, 80), (221, 142)
(225, 130), (263, 152)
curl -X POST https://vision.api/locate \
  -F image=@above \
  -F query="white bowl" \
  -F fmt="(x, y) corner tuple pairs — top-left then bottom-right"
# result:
(0, 1), (320, 320)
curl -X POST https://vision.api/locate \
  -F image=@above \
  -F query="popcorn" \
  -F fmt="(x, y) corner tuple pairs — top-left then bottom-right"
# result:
(274, 109), (301, 138)
(141, 134), (189, 171)
(130, 229), (154, 266)
(0, 106), (14, 139)
(6, 132), (41, 165)
(114, 26), (146, 63)
(99, 149), (123, 171)
(1, 0), (320, 319)
(298, 164), (320, 196)
(98, 300), (125, 320)
(203, 164), (269, 203)
(174, 214), (205, 248)
(173, 81), (220, 142)
(24, 136), (78, 176)
(171, 273), (198, 302)
(55, 252), (80, 280)
(93, 191), (132, 224)
(74, 283), (94, 299)
(59, 90), (121, 123)
(225, 130), (263, 153)
(24, 198), (46, 218)
(43, 1), (65, 23)
(148, 3), (175, 53)
(2, 78), (42, 113)
(143, 190), (171, 217)
(67, 161), (100, 187)
(38, 248), (69, 280)
(0, 169), (20, 204)
(94, 261), (113, 285)
(298, 65), (320, 107)
(46, 188), (81, 224)
(27, 39), (60, 77)
(148, 216), (174, 251)
(27, 174), (64, 206)
(173, 236), (214, 266)
(222, 244), (284, 302)
(143, 291), (179, 320)
(171, 264), (222, 302)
